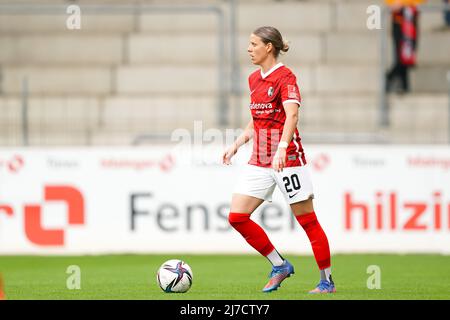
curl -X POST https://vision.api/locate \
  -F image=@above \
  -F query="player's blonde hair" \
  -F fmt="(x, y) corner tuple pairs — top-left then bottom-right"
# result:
(252, 26), (289, 58)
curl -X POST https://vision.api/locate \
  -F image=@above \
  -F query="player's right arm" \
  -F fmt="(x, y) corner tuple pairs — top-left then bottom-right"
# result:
(222, 119), (254, 165)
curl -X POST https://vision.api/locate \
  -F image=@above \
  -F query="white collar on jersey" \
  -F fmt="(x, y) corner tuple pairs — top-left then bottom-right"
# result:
(260, 62), (284, 79)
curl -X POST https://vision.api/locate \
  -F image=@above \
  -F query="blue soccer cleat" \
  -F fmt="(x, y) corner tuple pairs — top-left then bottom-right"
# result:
(308, 277), (336, 294)
(262, 260), (294, 293)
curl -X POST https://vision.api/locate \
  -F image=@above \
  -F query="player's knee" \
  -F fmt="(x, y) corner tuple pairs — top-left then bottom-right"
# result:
(228, 212), (251, 227)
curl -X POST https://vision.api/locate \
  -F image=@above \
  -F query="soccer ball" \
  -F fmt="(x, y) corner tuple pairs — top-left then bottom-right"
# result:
(156, 259), (193, 293)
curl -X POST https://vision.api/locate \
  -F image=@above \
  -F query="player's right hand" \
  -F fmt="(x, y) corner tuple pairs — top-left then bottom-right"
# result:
(222, 144), (238, 165)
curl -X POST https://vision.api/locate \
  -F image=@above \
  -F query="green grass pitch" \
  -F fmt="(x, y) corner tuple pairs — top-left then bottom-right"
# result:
(1, 254), (449, 300)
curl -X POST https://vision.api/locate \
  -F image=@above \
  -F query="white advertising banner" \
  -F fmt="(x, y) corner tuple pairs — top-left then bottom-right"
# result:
(0, 145), (449, 255)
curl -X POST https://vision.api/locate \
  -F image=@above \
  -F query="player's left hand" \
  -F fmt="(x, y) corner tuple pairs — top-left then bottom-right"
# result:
(272, 148), (286, 172)
(222, 144), (238, 165)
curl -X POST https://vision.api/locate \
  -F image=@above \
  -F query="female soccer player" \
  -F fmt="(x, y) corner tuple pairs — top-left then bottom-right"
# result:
(222, 26), (335, 294)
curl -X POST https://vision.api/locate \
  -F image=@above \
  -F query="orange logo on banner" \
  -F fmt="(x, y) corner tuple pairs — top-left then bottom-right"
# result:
(312, 153), (331, 172)
(0, 154), (24, 174)
(0, 205), (13, 216)
(7, 155), (24, 173)
(24, 186), (85, 246)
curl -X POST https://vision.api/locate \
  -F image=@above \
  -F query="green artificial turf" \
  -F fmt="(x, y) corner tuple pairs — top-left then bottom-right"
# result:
(1, 254), (449, 300)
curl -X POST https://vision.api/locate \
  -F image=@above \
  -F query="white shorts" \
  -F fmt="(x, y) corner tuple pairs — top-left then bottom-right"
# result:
(233, 164), (314, 204)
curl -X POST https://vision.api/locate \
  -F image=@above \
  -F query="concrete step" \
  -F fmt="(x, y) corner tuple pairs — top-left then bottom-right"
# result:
(411, 66), (450, 93)
(90, 130), (139, 146)
(315, 65), (379, 94)
(389, 93), (449, 131)
(139, 11), (219, 34)
(26, 97), (100, 130)
(100, 96), (217, 132)
(417, 33), (450, 65)
(0, 35), (124, 65)
(325, 33), (380, 64)
(0, 96), (96, 146)
(115, 65), (218, 94)
(1, 66), (113, 95)
(2, 62), (447, 97)
(1, 30), (446, 68)
(0, 96), (100, 131)
(0, 131), (22, 146)
(128, 34), (218, 65)
(26, 129), (92, 146)
(385, 130), (449, 144)
(0, 11), (135, 34)
(237, 2), (332, 32)
(0, 97), (21, 127)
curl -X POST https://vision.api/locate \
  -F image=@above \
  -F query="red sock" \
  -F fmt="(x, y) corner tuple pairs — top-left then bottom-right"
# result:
(228, 212), (274, 256)
(296, 211), (331, 269)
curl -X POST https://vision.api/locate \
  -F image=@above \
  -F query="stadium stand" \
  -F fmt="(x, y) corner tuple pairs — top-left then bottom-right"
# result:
(0, 0), (448, 145)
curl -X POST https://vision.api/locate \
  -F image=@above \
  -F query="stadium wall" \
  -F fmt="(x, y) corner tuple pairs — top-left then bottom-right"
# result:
(0, 145), (449, 255)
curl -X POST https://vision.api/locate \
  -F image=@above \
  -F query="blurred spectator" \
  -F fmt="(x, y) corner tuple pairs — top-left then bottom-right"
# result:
(444, 0), (450, 27)
(385, 0), (422, 94)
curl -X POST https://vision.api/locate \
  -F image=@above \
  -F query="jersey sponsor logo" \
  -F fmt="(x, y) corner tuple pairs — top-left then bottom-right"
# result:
(267, 87), (274, 97)
(288, 155), (297, 161)
(249, 103), (273, 110)
(288, 192), (299, 199)
(287, 85), (299, 99)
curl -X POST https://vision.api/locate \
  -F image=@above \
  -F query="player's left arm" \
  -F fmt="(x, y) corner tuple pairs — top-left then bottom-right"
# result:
(273, 74), (301, 172)
(272, 103), (298, 172)
(280, 103), (299, 146)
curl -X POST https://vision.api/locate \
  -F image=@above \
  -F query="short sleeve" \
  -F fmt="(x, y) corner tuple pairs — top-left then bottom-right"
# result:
(280, 74), (301, 107)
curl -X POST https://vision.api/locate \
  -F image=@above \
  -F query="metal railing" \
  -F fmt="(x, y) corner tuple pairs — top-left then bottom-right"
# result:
(448, 70), (450, 143)
(21, 77), (29, 146)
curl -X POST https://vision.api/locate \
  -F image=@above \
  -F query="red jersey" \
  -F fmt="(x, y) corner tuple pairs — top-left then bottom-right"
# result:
(247, 63), (306, 168)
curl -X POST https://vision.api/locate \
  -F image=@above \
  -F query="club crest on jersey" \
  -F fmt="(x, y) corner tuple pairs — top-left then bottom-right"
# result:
(267, 87), (274, 97)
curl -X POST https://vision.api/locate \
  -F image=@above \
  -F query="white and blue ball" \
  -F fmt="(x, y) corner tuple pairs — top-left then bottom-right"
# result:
(157, 259), (193, 293)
